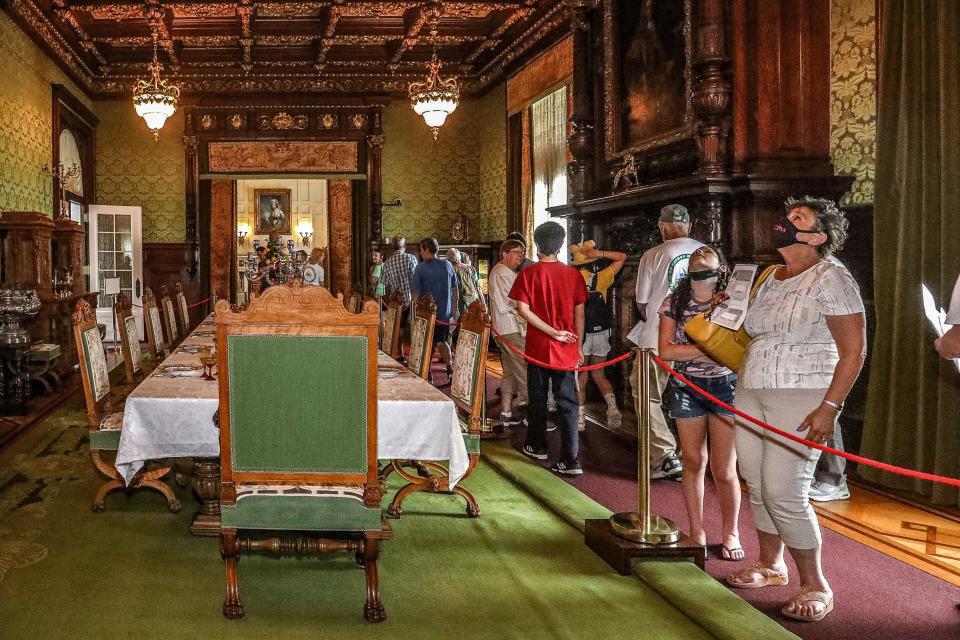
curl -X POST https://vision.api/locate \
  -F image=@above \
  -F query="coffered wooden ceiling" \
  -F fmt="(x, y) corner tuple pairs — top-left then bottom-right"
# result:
(5, 0), (570, 96)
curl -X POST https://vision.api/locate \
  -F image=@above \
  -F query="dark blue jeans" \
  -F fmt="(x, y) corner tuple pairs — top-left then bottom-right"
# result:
(526, 363), (580, 464)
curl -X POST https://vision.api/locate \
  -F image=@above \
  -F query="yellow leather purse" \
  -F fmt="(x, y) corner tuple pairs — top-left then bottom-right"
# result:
(682, 265), (778, 372)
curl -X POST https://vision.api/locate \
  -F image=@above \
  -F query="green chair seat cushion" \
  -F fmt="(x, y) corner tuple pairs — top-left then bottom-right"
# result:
(89, 412), (123, 450)
(222, 484), (382, 531)
(463, 432), (480, 455)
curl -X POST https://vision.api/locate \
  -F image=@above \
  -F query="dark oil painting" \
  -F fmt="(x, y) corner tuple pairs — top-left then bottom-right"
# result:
(619, 0), (687, 147)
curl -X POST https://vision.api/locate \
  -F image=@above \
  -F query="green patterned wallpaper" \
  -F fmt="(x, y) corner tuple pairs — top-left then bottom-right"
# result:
(831, 0), (876, 205)
(94, 101), (185, 243)
(0, 11), (92, 215)
(382, 84), (506, 243)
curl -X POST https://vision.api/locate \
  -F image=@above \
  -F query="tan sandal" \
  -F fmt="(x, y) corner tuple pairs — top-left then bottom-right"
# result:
(726, 562), (789, 589)
(781, 588), (834, 622)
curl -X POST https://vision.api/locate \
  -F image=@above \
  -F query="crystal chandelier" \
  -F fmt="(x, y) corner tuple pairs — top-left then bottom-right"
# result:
(408, 52), (460, 140)
(133, 32), (180, 141)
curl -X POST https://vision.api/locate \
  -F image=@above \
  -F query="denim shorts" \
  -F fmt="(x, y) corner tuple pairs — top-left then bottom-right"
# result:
(667, 372), (737, 420)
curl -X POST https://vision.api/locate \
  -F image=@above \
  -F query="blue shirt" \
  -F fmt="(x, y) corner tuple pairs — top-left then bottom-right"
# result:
(411, 258), (459, 321)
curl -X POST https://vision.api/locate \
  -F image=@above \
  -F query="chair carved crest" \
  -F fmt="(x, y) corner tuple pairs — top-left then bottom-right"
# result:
(380, 290), (404, 359)
(116, 292), (142, 382)
(142, 287), (166, 360)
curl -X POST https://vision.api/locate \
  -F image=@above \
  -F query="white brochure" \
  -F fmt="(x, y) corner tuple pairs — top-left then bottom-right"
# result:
(708, 264), (759, 331)
(922, 283), (960, 373)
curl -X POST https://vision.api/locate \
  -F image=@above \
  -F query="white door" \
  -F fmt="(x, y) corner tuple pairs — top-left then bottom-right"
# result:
(88, 205), (144, 341)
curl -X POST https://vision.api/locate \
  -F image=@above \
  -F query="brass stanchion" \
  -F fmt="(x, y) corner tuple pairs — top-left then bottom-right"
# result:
(609, 348), (679, 544)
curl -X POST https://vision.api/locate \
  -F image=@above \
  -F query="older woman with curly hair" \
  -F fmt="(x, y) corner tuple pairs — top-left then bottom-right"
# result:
(726, 197), (865, 623)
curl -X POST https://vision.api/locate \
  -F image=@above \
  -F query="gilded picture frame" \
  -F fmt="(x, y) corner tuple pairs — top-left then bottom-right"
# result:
(254, 188), (292, 235)
(602, 0), (696, 161)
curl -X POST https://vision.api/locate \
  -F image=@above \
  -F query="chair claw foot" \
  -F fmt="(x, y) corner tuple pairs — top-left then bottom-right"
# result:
(168, 499), (182, 513)
(223, 603), (245, 619)
(466, 505), (481, 517)
(92, 503), (105, 513)
(386, 505), (402, 519)
(364, 600), (386, 623)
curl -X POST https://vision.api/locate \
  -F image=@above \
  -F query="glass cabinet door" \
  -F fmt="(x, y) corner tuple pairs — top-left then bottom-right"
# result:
(88, 205), (143, 341)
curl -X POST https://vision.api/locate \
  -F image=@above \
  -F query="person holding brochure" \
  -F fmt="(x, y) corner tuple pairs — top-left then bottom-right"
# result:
(934, 274), (960, 359)
(726, 196), (865, 624)
(658, 245), (743, 560)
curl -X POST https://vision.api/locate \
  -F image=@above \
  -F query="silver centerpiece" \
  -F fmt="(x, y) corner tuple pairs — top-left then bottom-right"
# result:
(0, 289), (41, 346)
(243, 237), (307, 289)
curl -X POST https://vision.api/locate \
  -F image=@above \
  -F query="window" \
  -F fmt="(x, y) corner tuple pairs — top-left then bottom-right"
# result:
(530, 86), (568, 260)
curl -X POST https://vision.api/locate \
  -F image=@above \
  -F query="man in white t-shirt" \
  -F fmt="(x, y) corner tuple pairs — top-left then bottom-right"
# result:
(490, 239), (529, 427)
(630, 204), (704, 479)
(935, 274), (960, 359)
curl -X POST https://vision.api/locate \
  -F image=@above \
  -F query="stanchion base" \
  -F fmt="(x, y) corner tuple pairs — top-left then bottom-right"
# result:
(585, 519), (705, 575)
(609, 511), (680, 544)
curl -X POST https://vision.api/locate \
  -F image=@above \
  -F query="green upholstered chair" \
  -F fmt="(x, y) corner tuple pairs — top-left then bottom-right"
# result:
(215, 281), (388, 623)
(174, 281), (192, 336)
(115, 292), (144, 385)
(158, 284), (180, 348)
(386, 299), (488, 519)
(379, 290), (404, 359)
(407, 293), (436, 380)
(142, 288), (168, 361)
(71, 299), (180, 513)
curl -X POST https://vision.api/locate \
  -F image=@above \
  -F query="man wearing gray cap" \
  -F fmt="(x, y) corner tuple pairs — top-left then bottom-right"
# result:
(628, 204), (704, 479)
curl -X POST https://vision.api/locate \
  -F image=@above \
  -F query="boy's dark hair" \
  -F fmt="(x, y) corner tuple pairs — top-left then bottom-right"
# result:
(533, 221), (565, 256)
(419, 237), (439, 255)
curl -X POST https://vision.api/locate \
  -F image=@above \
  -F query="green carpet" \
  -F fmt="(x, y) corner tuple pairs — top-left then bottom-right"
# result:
(0, 394), (778, 640)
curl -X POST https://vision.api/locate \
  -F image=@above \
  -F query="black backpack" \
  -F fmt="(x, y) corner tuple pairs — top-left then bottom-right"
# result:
(583, 270), (612, 334)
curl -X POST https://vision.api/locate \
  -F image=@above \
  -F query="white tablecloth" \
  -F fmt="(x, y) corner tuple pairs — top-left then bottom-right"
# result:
(116, 320), (468, 487)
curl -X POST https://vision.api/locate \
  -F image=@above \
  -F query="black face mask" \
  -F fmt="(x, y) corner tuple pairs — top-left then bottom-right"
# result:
(772, 216), (802, 248)
(689, 269), (721, 281)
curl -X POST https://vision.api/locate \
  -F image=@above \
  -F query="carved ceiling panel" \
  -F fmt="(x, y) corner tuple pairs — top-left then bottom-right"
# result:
(5, 0), (566, 96)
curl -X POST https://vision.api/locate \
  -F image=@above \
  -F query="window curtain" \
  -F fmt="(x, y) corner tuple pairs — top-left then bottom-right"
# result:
(861, 1), (960, 504)
(530, 86), (568, 258)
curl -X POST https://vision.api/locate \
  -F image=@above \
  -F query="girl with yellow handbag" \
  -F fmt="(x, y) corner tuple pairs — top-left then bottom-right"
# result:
(657, 245), (744, 561)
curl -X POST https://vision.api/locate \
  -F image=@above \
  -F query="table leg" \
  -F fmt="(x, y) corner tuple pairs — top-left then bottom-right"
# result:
(190, 457), (221, 536)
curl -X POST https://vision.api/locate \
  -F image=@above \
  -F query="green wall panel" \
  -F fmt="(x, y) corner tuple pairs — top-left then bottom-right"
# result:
(0, 12), (92, 216)
(382, 84), (506, 243)
(95, 101), (185, 243)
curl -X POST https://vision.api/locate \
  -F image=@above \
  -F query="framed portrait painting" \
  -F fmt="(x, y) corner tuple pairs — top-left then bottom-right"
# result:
(603, 0), (695, 160)
(254, 189), (292, 235)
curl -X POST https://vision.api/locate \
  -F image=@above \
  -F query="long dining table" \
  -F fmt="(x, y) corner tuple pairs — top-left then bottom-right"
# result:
(116, 315), (469, 535)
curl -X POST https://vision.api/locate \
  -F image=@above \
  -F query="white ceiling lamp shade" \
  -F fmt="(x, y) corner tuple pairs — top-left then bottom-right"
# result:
(408, 53), (460, 140)
(132, 32), (180, 141)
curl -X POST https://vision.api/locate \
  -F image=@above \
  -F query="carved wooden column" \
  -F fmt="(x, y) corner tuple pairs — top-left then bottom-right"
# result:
(564, 0), (598, 218)
(183, 127), (200, 277)
(327, 180), (353, 297)
(367, 109), (384, 245)
(693, 0), (731, 176)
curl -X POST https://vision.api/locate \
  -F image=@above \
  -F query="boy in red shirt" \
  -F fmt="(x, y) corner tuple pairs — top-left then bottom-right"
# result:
(509, 221), (587, 475)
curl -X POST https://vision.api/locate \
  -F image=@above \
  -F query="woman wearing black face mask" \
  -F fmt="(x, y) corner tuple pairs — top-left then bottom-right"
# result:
(726, 197), (866, 624)
(658, 246), (743, 562)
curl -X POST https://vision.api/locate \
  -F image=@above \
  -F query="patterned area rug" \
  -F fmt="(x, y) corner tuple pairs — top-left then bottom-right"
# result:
(0, 400), (90, 582)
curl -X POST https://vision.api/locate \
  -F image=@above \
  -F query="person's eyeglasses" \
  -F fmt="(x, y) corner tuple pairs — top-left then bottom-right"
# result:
(508, 249), (524, 255)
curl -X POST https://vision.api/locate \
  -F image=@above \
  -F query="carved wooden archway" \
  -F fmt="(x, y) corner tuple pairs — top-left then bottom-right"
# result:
(183, 98), (387, 300)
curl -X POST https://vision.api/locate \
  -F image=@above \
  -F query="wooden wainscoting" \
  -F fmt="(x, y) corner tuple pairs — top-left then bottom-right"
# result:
(143, 243), (203, 323)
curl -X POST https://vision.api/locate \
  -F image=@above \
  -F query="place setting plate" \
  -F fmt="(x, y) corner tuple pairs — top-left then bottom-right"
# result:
(154, 363), (205, 378)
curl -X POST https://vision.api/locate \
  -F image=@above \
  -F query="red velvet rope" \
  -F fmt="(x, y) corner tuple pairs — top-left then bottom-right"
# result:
(489, 325), (633, 372)
(186, 297), (211, 309)
(652, 355), (960, 488)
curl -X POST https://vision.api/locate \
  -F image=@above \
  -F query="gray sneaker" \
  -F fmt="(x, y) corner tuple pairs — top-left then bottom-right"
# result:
(651, 453), (683, 480)
(808, 481), (850, 502)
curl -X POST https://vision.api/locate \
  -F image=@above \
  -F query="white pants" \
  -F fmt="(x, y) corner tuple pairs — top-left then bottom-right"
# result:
(734, 387), (828, 550)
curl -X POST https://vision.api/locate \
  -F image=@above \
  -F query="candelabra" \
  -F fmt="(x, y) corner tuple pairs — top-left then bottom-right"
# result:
(242, 237), (308, 291)
(42, 162), (81, 220)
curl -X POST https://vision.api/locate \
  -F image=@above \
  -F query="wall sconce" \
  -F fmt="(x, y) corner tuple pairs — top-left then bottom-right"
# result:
(297, 219), (314, 247)
(237, 222), (250, 246)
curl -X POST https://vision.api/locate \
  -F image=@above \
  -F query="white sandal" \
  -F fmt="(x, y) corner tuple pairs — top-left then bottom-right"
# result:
(781, 587), (834, 622)
(726, 562), (789, 589)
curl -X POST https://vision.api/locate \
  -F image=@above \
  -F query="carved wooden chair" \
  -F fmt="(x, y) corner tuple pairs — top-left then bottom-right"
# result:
(386, 299), (488, 519)
(158, 284), (181, 348)
(215, 282), (388, 623)
(379, 291), (404, 359)
(115, 292), (144, 384)
(72, 299), (180, 513)
(407, 293), (436, 381)
(175, 281), (192, 336)
(142, 288), (168, 361)
(346, 289), (362, 314)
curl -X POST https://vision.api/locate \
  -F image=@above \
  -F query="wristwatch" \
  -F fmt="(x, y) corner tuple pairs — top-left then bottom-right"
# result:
(822, 399), (844, 412)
